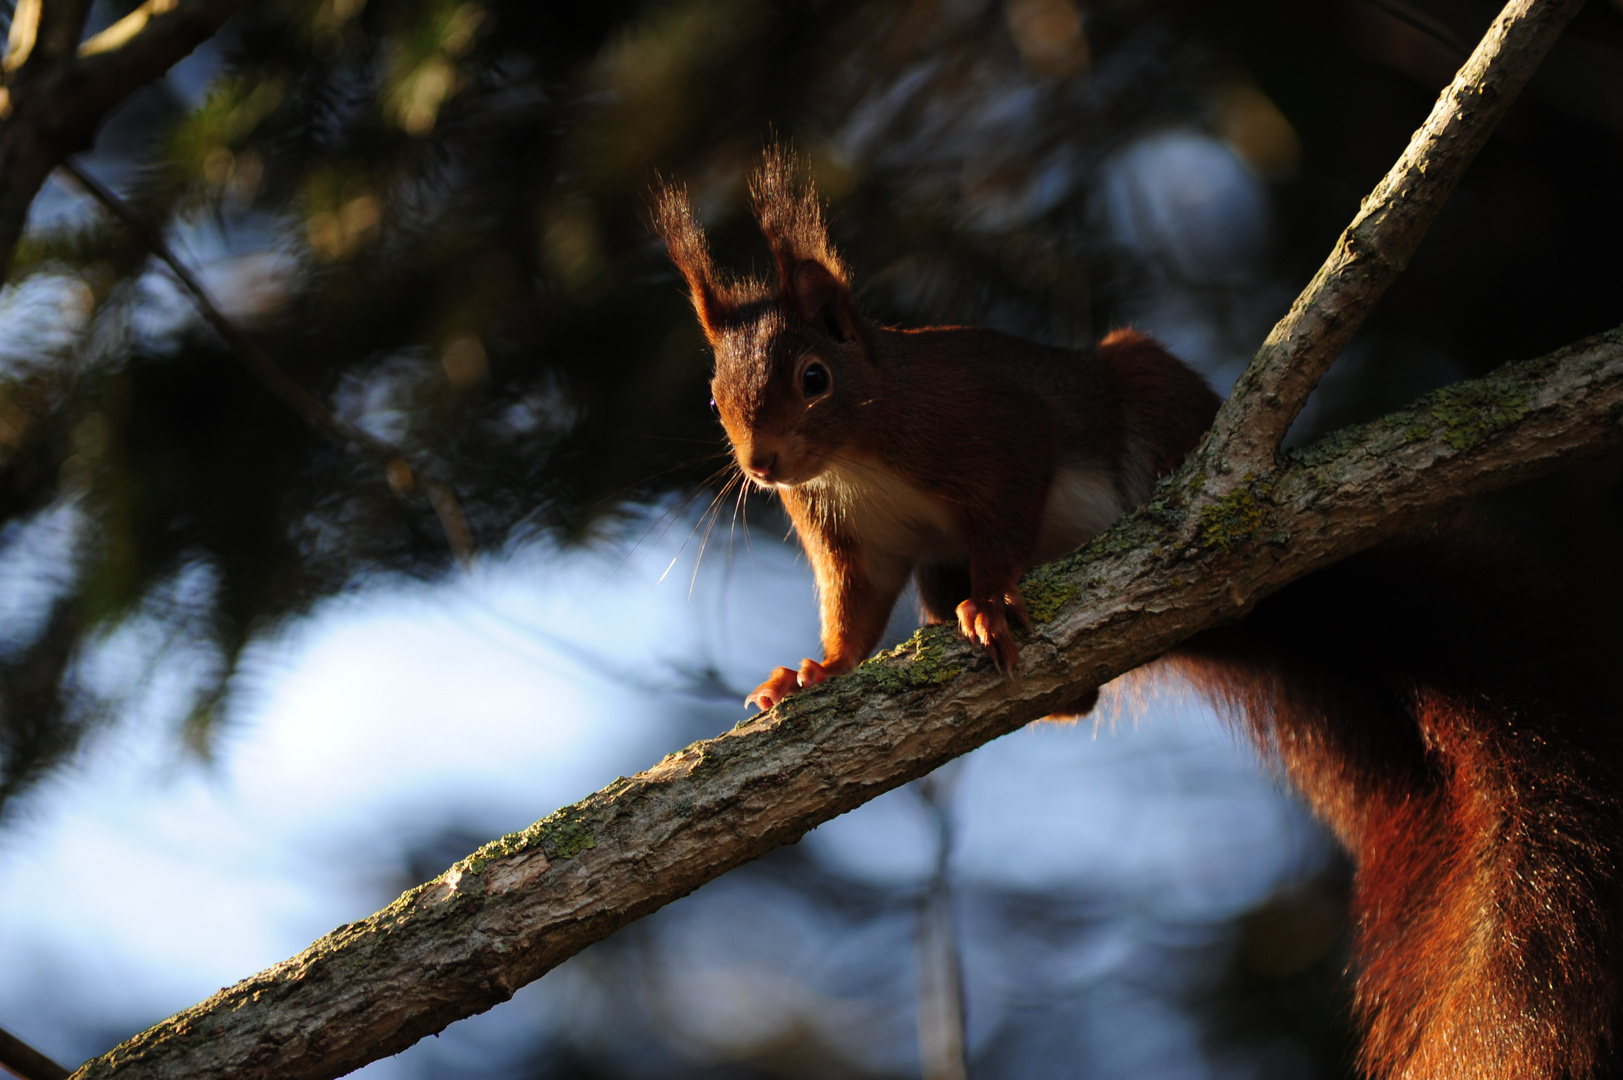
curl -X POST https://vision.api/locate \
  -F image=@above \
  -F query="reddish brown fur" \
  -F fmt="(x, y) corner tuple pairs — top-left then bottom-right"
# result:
(1095, 327), (1223, 475)
(655, 148), (1623, 1079)
(1174, 540), (1623, 1079)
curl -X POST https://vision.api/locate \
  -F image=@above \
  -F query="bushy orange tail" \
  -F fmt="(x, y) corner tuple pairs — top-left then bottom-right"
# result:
(1174, 532), (1623, 1079)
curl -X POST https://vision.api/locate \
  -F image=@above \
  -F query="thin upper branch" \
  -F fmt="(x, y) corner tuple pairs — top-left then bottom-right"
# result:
(0, 0), (251, 283)
(66, 327), (1623, 1080)
(1195, 0), (1584, 480)
(57, 160), (477, 567)
(3, 0), (44, 72)
(66, 0), (251, 118)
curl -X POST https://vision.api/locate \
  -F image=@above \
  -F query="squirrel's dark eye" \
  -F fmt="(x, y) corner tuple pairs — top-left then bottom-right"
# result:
(801, 363), (830, 398)
(709, 398), (720, 416)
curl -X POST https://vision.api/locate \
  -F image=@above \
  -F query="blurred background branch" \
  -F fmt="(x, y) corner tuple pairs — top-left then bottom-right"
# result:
(0, 0), (251, 281)
(0, 1024), (68, 1080)
(915, 765), (968, 1080)
(57, 157), (475, 565)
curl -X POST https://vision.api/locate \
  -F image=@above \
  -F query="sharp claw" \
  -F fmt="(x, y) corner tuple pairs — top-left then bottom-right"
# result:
(954, 597), (1023, 674)
(798, 659), (829, 688)
(750, 664), (815, 712)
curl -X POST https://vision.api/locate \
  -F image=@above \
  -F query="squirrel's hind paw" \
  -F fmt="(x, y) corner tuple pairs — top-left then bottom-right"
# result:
(956, 598), (1021, 674)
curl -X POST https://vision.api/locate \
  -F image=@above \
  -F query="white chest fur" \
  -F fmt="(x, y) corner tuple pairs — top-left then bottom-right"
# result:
(799, 458), (963, 561)
(798, 459), (1130, 568)
(1033, 466), (1130, 563)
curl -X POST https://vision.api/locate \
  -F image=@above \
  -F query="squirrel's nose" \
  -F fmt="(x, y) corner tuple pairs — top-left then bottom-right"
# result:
(747, 451), (778, 481)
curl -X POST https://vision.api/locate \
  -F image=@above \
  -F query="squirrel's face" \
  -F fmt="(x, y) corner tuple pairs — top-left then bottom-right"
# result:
(655, 150), (869, 487)
(710, 308), (872, 489)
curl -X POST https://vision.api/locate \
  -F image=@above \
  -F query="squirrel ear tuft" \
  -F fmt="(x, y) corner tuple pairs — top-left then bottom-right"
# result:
(653, 184), (735, 340)
(750, 144), (856, 338)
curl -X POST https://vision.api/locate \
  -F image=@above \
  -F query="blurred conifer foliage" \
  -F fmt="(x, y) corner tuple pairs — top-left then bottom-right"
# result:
(0, 0), (1620, 817)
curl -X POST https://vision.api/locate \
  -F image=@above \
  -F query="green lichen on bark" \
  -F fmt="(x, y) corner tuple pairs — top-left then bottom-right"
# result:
(461, 804), (597, 871)
(1075, 506), (1169, 563)
(1020, 563), (1079, 623)
(543, 820), (598, 859)
(1199, 478), (1273, 551)
(860, 626), (962, 693)
(1424, 378), (1530, 449)
(1084, 528), (1139, 558)
(1288, 426), (1361, 468)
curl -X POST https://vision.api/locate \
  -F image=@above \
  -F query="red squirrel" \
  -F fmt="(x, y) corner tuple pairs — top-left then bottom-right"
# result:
(655, 149), (1623, 1080)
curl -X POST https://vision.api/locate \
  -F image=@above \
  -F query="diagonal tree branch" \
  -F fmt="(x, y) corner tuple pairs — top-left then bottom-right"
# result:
(65, 326), (1623, 1080)
(0, 0), (252, 285)
(1194, 0), (1584, 481)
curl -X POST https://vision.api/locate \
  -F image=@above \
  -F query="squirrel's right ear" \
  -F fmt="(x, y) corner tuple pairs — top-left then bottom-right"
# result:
(750, 146), (860, 344)
(653, 186), (735, 341)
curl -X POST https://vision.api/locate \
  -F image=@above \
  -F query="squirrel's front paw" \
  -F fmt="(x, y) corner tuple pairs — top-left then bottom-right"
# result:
(748, 667), (801, 710)
(956, 598), (1021, 673)
(748, 659), (833, 711)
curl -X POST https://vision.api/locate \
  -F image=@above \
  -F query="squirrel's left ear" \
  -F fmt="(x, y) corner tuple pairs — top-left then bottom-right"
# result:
(750, 145), (860, 344)
(653, 184), (737, 341)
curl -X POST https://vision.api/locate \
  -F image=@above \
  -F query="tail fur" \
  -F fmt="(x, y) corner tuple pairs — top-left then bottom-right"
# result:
(1173, 528), (1623, 1079)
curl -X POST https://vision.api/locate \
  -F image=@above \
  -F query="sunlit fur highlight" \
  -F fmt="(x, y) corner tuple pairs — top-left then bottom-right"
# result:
(749, 145), (851, 298)
(1173, 537), (1623, 1080)
(651, 184), (764, 339)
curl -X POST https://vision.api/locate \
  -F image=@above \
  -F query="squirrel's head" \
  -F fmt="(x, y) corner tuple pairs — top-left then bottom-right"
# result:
(654, 148), (873, 489)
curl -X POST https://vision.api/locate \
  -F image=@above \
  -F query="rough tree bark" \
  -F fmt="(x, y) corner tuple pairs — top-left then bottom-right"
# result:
(34, 0), (1611, 1077)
